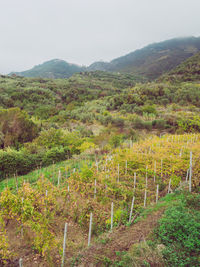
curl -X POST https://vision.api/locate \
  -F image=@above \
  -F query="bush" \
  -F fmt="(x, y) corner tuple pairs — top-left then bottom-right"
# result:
(0, 146), (70, 179)
(152, 119), (167, 130)
(142, 105), (157, 115)
(0, 108), (38, 148)
(155, 204), (200, 266)
(109, 135), (122, 148)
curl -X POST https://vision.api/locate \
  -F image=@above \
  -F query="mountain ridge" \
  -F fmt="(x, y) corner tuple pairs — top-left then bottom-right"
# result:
(10, 59), (86, 79)
(10, 36), (200, 80)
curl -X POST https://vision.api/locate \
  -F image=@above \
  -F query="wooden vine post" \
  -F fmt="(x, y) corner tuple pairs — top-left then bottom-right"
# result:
(111, 202), (114, 232)
(154, 161), (156, 183)
(146, 166), (148, 188)
(189, 151), (192, 192)
(58, 170), (61, 187)
(61, 223), (68, 267)
(144, 189), (147, 207)
(134, 172), (136, 190)
(156, 184), (159, 203)
(129, 196), (135, 223)
(88, 213), (93, 246)
(168, 179), (171, 194)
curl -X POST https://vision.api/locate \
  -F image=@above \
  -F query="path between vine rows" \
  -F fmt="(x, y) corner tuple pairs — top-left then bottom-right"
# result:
(73, 208), (165, 266)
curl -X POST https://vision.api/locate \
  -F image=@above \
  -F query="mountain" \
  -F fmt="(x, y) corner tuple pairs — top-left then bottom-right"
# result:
(11, 59), (86, 79)
(10, 37), (200, 80)
(160, 51), (200, 82)
(87, 61), (110, 72)
(89, 36), (200, 80)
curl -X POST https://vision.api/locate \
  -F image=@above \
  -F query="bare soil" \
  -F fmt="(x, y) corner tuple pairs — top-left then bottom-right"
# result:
(70, 208), (164, 266)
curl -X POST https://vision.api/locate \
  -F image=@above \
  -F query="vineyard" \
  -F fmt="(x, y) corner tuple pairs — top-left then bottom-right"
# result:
(0, 133), (200, 266)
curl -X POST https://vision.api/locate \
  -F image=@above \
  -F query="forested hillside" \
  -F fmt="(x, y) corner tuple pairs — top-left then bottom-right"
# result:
(11, 59), (86, 79)
(160, 51), (200, 82)
(0, 41), (200, 267)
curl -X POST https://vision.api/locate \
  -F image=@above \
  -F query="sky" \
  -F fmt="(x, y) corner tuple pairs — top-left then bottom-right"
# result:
(0, 0), (200, 74)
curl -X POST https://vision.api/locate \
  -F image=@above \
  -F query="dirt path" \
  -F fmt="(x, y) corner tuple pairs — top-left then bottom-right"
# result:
(75, 208), (164, 266)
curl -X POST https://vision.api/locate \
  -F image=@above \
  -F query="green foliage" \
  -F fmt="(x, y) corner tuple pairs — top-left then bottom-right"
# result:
(0, 107), (38, 148)
(184, 193), (200, 209)
(0, 146), (69, 179)
(34, 128), (66, 149)
(142, 105), (157, 115)
(78, 141), (96, 153)
(161, 51), (200, 83)
(155, 203), (200, 266)
(109, 135), (122, 148)
(80, 164), (94, 182)
(0, 211), (12, 263)
(12, 59), (85, 79)
(170, 174), (181, 188)
(177, 114), (200, 132)
(0, 72), (135, 119)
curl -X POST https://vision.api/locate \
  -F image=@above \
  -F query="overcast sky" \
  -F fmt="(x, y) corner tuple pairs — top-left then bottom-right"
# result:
(0, 0), (200, 74)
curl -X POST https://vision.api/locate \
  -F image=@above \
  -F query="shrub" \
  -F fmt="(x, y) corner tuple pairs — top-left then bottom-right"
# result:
(152, 119), (167, 130)
(155, 204), (200, 266)
(0, 108), (38, 148)
(0, 146), (70, 179)
(109, 135), (122, 148)
(142, 105), (157, 115)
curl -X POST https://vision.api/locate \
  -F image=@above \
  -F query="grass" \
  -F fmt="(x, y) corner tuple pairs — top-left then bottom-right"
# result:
(132, 189), (186, 224)
(110, 190), (200, 267)
(0, 155), (94, 192)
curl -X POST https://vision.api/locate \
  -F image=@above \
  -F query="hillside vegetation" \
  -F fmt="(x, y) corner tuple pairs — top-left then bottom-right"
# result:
(0, 71), (139, 119)
(160, 51), (200, 82)
(11, 59), (86, 79)
(0, 38), (200, 266)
